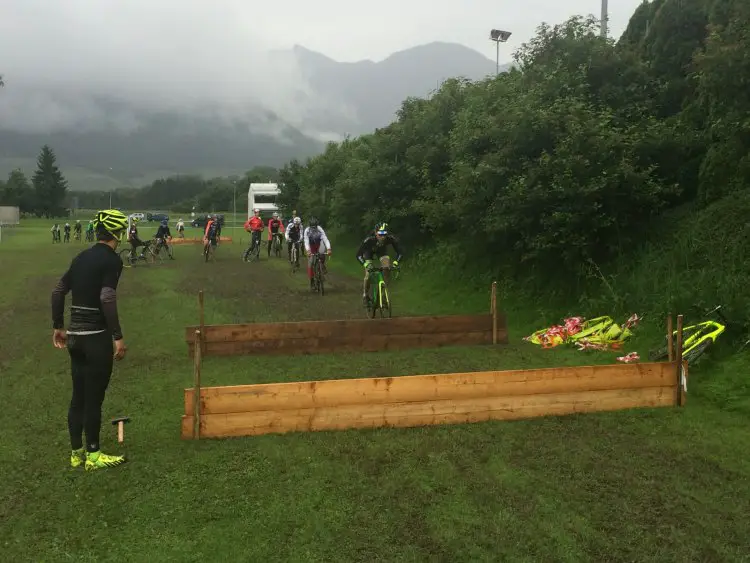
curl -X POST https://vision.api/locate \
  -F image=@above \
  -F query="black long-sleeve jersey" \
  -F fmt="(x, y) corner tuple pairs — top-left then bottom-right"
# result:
(356, 233), (403, 263)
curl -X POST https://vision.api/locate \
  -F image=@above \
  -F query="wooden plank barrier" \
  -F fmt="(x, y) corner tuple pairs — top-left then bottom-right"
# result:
(170, 236), (233, 245)
(185, 282), (507, 358)
(181, 361), (688, 439)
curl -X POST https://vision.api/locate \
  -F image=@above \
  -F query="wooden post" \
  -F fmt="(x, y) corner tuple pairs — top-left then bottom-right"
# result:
(491, 281), (498, 345)
(193, 329), (202, 439)
(198, 290), (205, 355)
(667, 313), (674, 362)
(674, 314), (684, 407)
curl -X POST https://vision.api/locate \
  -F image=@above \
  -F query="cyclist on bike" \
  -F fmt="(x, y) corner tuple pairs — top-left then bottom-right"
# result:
(63, 222), (71, 243)
(203, 215), (219, 253)
(86, 220), (95, 242)
(155, 220), (174, 259)
(356, 222), (403, 304)
(127, 218), (145, 261)
(73, 220), (82, 240)
(243, 208), (264, 258)
(285, 216), (303, 264)
(175, 218), (185, 238)
(266, 212), (285, 257)
(214, 215), (223, 245)
(304, 216), (332, 289)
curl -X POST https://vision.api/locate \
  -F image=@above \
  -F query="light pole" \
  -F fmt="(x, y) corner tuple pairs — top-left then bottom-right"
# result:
(600, 0), (609, 38)
(232, 180), (237, 244)
(489, 29), (512, 75)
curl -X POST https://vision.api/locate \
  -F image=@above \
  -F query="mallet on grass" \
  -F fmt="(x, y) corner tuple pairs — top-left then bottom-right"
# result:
(111, 416), (130, 444)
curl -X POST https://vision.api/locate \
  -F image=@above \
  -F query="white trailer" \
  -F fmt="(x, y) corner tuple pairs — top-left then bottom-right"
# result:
(247, 183), (280, 218)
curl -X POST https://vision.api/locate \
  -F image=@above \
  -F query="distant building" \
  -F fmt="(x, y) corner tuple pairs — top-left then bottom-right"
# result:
(247, 183), (280, 218)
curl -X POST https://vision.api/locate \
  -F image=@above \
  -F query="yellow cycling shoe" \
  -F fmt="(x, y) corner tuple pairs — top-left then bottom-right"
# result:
(85, 450), (127, 471)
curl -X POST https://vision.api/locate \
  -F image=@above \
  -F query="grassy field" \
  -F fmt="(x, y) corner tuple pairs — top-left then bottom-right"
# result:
(1, 219), (749, 562)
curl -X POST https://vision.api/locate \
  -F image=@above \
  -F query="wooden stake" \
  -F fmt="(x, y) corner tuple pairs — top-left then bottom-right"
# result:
(198, 290), (205, 355)
(491, 282), (498, 345)
(674, 315), (684, 407)
(667, 313), (674, 362)
(193, 329), (202, 439)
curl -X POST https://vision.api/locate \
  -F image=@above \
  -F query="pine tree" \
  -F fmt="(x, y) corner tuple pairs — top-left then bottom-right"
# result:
(32, 145), (68, 217)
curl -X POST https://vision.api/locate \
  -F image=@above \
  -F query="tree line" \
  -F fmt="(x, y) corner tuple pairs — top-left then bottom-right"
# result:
(0, 145), (69, 217)
(274, 0), (749, 284)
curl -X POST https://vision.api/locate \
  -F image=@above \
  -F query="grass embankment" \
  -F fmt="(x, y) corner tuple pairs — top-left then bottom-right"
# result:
(0, 215), (748, 562)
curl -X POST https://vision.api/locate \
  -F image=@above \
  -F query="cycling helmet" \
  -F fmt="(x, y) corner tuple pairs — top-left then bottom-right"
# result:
(93, 209), (128, 236)
(375, 222), (388, 235)
(308, 216), (319, 228)
(272, 212), (279, 219)
(161, 220), (168, 227)
(293, 216), (301, 224)
(253, 208), (260, 214)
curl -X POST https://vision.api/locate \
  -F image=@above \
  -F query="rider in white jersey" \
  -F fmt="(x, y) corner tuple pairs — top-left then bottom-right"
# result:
(303, 217), (332, 289)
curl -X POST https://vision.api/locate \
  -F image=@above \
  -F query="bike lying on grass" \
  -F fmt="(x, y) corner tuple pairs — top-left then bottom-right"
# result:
(649, 305), (728, 365)
(365, 265), (400, 319)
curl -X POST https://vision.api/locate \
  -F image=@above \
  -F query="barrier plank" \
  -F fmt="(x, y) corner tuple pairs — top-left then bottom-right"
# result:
(185, 314), (496, 343)
(184, 362), (674, 415)
(181, 386), (674, 439)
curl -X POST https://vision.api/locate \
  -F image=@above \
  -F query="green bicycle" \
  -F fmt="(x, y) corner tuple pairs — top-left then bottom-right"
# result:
(365, 265), (399, 319)
(649, 305), (727, 364)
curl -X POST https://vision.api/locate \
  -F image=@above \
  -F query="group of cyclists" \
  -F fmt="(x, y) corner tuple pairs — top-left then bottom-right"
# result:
(238, 207), (403, 301)
(51, 220), (95, 243)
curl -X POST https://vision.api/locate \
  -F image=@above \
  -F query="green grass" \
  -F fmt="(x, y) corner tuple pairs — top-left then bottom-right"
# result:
(1, 220), (749, 562)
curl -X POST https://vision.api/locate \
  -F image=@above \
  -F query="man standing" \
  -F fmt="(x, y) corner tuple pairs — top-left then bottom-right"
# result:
(51, 209), (129, 471)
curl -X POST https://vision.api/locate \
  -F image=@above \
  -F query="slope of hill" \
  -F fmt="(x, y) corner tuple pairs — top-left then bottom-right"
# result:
(0, 41), (507, 190)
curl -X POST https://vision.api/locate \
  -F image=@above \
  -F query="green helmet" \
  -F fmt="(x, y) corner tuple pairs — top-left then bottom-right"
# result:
(92, 209), (128, 236)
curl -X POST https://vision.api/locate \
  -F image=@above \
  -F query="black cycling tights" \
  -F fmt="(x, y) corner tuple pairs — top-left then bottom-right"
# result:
(67, 332), (114, 452)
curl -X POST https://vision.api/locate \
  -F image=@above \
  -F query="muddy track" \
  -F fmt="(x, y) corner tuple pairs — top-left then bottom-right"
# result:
(174, 244), (367, 323)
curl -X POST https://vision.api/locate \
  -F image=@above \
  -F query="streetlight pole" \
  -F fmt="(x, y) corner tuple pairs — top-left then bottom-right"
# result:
(600, 0), (609, 38)
(232, 181), (237, 245)
(489, 29), (512, 75)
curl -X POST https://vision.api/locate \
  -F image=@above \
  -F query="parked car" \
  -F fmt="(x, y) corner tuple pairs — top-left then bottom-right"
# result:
(191, 214), (225, 228)
(147, 213), (170, 223)
(130, 212), (146, 222)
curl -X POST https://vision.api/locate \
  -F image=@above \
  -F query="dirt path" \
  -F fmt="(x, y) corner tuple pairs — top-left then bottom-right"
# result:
(176, 243), (367, 324)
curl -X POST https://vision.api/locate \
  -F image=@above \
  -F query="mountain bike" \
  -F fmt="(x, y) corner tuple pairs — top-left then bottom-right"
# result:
(649, 305), (727, 364)
(203, 239), (216, 262)
(310, 253), (326, 295)
(290, 241), (301, 273)
(242, 234), (261, 262)
(271, 233), (283, 258)
(155, 237), (174, 260)
(119, 239), (160, 268)
(365, 266), (399, 319)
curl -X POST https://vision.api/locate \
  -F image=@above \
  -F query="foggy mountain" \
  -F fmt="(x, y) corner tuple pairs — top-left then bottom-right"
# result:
(0, 42), (501, 190)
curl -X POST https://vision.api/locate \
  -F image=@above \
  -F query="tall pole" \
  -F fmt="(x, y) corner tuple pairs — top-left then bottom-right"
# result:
(233, 183), (236, 244)
(601, 0), (609, 38)
(496, 40), (499, 75)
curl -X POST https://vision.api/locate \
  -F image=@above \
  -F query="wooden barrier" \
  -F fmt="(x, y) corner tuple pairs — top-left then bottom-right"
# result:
(170, 236), (233, 245)
(181, 361), (688, 439)
(185, 283), (508, 358)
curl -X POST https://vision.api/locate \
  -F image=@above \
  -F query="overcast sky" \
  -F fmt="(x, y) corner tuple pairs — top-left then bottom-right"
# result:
(0, 0), (646, 133)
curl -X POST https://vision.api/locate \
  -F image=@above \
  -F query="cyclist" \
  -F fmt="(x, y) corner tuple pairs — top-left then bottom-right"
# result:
(267, 212), (285, 257)
(51, 223), (61, 243)
(356, 222), (403, 304)
(214, 215), (223, 245)
(304, 216), (332, 289)
(175, 218), (185, 238)
(63, 222), (71, 243)
(85, 220), (95, 242)
(127, 218), (145, 261)
(51, 208), (129, 471)
(155, 220), (174, 259)
(243, 208), (264, 258)
(73, 220), (82, 241)
(203, 215), (219, 255)
(285, 216), (303, 265)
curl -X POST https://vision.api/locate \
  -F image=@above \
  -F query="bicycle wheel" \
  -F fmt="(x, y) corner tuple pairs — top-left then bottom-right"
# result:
(683, 338), (714, 364)
(118, 248), (134, 268)
(316, 260), (325, 296)
(379, 285), (392, 318)
(204, 244), (210, 263)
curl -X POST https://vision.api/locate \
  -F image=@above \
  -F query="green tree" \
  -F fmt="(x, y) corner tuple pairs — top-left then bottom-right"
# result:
(0, 169), (36, 212)
(32, 145), (69, 217)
